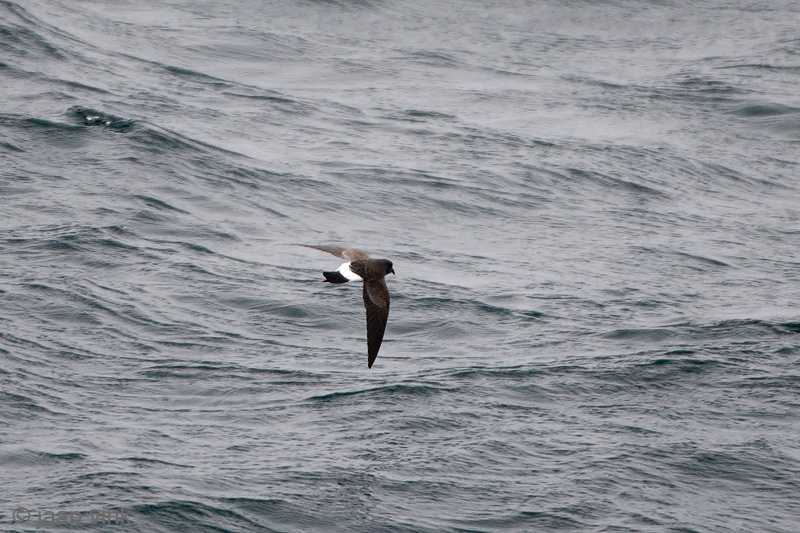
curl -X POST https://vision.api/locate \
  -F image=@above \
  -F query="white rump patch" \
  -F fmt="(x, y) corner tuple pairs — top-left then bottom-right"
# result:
(337, 262), (363, 281)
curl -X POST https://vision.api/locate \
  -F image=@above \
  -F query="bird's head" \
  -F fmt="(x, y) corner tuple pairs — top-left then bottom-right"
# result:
(384, 260), (395, 276)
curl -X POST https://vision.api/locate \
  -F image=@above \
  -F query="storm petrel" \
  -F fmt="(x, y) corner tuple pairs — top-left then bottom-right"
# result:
(300, 245), (395, 369)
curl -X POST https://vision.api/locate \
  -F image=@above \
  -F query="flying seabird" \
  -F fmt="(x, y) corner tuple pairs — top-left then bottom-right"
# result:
(300, 245), (395, 369)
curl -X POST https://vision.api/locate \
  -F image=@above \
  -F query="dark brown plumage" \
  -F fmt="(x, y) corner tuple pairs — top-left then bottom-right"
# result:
(299, 245), (395, 368)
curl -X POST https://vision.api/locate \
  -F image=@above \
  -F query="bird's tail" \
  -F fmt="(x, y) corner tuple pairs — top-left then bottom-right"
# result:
(323, 271), (350, 283)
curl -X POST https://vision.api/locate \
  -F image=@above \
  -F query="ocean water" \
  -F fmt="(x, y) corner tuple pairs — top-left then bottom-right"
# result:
(2, 0), (800, 531)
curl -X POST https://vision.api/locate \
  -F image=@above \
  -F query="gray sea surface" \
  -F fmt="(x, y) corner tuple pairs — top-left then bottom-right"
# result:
(2, 0), (800, 531)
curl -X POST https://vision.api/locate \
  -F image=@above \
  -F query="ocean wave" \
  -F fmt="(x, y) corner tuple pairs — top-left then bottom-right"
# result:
(3, 0), (800, 531)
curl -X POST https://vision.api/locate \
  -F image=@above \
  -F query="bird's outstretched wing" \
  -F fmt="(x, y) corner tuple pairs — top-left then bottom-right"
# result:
(363, 278), (390, 369)
(299, 245), (372, 261)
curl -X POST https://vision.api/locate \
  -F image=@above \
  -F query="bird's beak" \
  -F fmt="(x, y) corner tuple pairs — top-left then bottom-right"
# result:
(391, 268), (395, 275)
